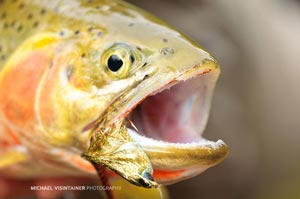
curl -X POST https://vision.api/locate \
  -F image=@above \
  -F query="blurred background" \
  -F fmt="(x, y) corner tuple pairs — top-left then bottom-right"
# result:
(126, 0), (300, 199)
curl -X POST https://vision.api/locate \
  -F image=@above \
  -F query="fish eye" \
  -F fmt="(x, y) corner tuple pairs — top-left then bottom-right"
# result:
(102, 43), (142, 79)
(107, 54), (123, 72)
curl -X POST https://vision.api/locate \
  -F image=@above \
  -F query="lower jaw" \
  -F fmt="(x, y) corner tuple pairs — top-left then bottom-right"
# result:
(128, 128), (228, 184)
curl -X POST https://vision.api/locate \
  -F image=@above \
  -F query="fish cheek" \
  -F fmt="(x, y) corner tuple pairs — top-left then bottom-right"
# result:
(65, 59), (106, 91)
(0, 51), (50, 128)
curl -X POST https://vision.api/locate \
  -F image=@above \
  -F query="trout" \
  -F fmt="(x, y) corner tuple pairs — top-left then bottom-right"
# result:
(0, 0), (228, 198)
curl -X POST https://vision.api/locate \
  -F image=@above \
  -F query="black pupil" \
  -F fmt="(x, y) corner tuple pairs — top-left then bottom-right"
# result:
(107, 55), (123, 72)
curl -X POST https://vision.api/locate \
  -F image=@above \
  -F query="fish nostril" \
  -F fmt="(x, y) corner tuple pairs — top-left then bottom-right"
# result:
(160, 47), (175, 56)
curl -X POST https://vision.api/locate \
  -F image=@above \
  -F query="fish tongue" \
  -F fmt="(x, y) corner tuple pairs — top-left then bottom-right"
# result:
(82, 120), (158, 188)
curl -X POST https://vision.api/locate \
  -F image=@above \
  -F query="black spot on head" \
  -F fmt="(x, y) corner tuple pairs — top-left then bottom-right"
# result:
(74, 30), (80, 35)
(97, 31), (102, 37)
(136, 46), (142, 51)
(81, 53), (86, 58)
(1, 12), (6, 19)
(27, 13), (33, 20)
(40, 8), (46, 15)
(143, 74), (149, 80)
(33, 21), (39, 27)
(142, 62), (147, 67)
(17, 24), (23, 32)
(3, 22), (8, 29)
(59, 31), (64, 36)
(163, 38), (168, 43)
(18, 3), (25, 9)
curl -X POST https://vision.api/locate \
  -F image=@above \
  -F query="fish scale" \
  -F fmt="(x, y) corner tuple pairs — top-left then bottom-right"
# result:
(0, 0), (109, 68)
(0, 0), (46, 66)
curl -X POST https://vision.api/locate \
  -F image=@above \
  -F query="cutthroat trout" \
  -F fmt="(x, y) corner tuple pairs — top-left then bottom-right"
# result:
(0, 0), (228, 198)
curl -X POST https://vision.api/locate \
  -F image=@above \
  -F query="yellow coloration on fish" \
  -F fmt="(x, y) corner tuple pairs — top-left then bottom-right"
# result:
(82, 120), (158, 188)
(0, 0), (228, 198)
(0, 148), (27, 168)
(112, 178), (169, 199)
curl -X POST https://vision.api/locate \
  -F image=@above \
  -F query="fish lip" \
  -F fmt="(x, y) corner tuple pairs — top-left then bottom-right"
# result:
(128, 128), (229, 184)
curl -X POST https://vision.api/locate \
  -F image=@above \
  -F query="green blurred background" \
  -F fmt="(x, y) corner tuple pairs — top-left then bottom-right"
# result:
(126, 0), (300, 199)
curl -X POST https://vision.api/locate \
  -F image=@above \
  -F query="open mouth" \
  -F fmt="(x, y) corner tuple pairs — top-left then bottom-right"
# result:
(124, 63), (228, 184)
(82, 61), (228, 185)
(130, 71), (213, 144)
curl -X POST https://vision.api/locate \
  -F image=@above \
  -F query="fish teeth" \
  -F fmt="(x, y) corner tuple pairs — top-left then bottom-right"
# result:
(127, 127), (225, 149)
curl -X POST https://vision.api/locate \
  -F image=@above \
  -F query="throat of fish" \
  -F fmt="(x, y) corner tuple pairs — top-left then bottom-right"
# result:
(82, 120), (158, 189)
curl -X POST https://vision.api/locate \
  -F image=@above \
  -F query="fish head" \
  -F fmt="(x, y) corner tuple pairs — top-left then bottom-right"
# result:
(32, 0), (228, 185)
(77, 1), (228, 185)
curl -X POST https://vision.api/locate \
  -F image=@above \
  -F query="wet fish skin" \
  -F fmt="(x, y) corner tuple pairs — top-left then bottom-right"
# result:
(0, 0), (227, 192)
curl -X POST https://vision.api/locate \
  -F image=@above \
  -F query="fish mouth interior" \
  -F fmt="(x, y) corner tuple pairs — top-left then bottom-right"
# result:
(128, 71), (214, 144)
(81, 64), (228, 184)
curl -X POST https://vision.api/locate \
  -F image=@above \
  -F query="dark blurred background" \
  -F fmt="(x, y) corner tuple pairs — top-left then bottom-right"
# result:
(127, 0), (300, 199)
